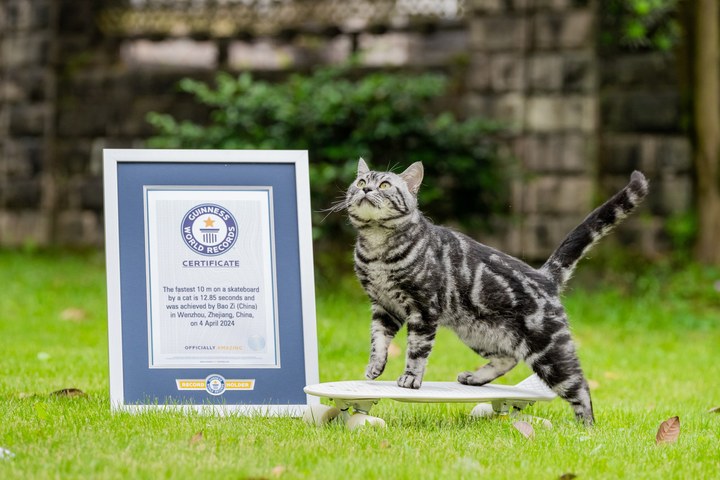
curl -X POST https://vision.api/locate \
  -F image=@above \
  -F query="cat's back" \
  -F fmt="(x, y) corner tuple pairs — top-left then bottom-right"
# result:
(432, 224), (557, 293)
(355, 217), (558, 314)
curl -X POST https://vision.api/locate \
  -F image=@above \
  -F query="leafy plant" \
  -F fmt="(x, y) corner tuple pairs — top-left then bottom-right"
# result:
(600, 0), (681, 52)
(146, 67), (509, 266)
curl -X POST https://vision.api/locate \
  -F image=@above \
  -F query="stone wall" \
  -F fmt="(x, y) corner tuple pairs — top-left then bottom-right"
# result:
(0, 0), (695, 260)
(464, 0), (693, 261)
(599, 51), (692, 256)
(0, 0), (55, 245)
(0, 0), (214, 247)
(466, 0), (601, 260)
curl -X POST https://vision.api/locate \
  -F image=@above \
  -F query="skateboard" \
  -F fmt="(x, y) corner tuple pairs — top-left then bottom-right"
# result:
(303, 374), (557, 429)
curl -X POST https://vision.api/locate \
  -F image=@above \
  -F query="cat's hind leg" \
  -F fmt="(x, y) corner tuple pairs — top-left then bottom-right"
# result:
(457, 356), (517, 386)
(526, 337), (594, 425)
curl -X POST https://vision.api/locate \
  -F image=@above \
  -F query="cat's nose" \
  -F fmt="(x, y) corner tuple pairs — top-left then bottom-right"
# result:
(363, 187), (372, 193)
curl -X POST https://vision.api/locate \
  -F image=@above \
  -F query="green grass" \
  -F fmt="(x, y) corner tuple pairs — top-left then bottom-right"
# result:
(1, 251), (719, 479)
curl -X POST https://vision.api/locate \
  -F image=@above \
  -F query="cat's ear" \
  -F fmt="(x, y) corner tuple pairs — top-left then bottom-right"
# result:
(357, 157), (369, 176)
(400, 162), (424, 195)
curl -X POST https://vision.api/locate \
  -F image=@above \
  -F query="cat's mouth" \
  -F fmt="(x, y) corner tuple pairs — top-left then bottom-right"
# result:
(349, 195), (388, 220)
(355, 196), (387, 212)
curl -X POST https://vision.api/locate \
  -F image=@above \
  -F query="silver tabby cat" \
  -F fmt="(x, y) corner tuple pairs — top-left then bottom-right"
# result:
(343, 158), (648, 425)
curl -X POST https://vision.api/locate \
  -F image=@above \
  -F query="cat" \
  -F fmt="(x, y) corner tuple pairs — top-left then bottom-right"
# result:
(341, 158), (648, 425)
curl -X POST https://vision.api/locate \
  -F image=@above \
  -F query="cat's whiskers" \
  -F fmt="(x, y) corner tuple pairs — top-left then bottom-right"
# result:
(319, 194), (351, 223)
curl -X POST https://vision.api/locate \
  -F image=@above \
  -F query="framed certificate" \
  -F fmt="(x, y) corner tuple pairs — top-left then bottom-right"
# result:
(103, 149), (318, 414)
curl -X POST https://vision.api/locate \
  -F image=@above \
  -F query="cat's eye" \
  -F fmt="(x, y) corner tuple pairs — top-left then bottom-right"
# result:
(357, 179), (366, 188)
(379, 182), (391, 190)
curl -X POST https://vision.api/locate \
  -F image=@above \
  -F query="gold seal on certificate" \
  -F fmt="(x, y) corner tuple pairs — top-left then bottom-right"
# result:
(144, 187), (279, 369)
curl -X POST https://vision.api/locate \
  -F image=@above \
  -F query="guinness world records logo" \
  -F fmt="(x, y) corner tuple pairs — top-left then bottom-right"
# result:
(181, 203), (238, 256)
(205, 374), (226, 396)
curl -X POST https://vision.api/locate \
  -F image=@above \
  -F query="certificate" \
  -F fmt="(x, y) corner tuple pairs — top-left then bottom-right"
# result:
(144, 187), (279, 368)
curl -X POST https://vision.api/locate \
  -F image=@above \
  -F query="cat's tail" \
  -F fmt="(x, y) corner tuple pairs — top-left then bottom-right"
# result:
(540, 171), (649, 289)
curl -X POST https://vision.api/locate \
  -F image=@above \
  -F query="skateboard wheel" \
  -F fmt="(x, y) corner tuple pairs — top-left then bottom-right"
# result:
(346, 413), (386, 430)
(470, 403), (495, 418)
(303, 404), (341, 426)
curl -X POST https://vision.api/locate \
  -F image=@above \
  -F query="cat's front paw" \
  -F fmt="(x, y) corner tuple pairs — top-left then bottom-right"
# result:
(365, 360), (386, 380)
(397, 373), (422, 389)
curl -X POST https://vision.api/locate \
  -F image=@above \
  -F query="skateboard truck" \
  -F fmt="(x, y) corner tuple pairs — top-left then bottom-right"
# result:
(471, 400), (552, 429)
(334, 399), (386, 429)
(471, 399), (534, 417)
(303, 398), (386, 430)
(335, 398), (378, 415)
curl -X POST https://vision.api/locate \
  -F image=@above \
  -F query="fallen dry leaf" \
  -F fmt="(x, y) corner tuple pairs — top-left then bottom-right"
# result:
(190, 431), (203, 445)
(587, 379), (600, 390)
(271, 465), (286, 477)
(388, 342), (401, 358)
(379, 439), (391, 449)
(558, 474), (577, 480)
(708, 406), (720, 414)
(512, 420), (535, 439)
(656, 416), (680, 445)
(60, 308), (87, 322)
(51, 388), (87, 398)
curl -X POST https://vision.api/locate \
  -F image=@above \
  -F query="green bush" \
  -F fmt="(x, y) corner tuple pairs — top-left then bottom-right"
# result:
(600, 0), (681, 51)
(146, 67), (509, 265)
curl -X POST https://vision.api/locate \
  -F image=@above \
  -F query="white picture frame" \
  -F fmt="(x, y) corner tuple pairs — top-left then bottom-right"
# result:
(103, 149), (319, 414)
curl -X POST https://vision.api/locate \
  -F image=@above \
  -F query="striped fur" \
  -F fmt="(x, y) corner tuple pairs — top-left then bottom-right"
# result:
(345, 159), (649, 425)
(541, 171), (650, 289)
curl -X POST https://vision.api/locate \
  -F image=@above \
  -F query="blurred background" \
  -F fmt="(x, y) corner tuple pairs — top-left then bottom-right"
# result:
(0, 0), (717, 277)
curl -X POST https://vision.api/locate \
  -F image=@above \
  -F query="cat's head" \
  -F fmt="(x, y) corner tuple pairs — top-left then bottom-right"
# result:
(344, 158), (423, 225)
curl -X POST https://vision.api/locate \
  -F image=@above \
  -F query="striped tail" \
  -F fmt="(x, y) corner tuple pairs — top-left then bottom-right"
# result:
(540, 171), (649, 289)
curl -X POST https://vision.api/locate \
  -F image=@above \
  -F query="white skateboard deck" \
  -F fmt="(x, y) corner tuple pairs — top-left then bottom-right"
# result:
(302, 375), (557, 429)
(304, 374), (556, 403)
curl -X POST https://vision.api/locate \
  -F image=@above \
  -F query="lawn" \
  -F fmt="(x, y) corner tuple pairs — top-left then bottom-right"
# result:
(0, 250), (718, 479)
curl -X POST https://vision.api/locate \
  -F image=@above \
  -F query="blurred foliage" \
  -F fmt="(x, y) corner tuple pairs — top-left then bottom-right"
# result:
(665, 211), (698, 260)
(146, 66), (510, 272)
(600, 0), (681, 52)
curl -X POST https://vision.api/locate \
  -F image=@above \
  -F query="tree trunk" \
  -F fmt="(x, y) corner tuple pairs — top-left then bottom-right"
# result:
(693, 0), (720, 265)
